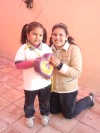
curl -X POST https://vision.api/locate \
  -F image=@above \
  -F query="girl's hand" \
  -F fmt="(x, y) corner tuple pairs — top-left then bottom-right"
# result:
(50, 56), (60, 67)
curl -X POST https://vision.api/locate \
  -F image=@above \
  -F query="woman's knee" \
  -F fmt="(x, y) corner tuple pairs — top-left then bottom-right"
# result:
(62, 112), (73, 119)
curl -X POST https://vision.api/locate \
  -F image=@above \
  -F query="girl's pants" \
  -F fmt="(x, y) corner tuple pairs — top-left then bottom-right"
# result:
(50, 91), (92, 119)
(24, 85), (51, 118)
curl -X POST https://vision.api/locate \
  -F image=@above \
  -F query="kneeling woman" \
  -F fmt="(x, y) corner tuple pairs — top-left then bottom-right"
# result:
(49, 23), (94, 119)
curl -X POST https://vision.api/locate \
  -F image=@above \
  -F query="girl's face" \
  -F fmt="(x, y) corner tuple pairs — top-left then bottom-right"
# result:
(27, 27), (43, 46)
(51, 28), (68, 50)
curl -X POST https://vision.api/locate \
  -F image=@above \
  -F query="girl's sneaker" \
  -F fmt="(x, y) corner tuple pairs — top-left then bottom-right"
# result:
(41, 115), (49, 126)
(26, 117), (34, 128)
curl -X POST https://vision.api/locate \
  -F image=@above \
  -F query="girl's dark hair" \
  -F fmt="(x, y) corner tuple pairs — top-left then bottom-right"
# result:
(20, 22), (47, 44)
(49, 23), (76, 46)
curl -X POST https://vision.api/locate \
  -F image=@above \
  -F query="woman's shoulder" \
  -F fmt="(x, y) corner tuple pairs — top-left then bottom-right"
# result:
(68, 44), (81, 57)
(69, 44), (81, 51)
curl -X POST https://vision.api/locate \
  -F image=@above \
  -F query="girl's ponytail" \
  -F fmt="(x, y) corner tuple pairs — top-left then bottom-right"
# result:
(20, 24), (28, 44)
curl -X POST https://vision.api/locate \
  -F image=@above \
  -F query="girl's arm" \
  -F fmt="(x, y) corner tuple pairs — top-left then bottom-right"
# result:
(15, 60), (34, 69)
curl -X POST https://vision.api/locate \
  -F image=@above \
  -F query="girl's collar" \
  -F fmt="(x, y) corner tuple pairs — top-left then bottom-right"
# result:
(27, 42), (43, 50)
(28, 41), (40, 48)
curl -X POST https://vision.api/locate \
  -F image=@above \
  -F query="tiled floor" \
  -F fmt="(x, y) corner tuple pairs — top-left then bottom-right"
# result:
(0, 55), (100, 133)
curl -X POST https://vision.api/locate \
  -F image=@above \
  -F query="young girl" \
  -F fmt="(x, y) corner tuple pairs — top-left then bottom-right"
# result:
(49, 23), (94, 119)
(15, 22), (52, 128)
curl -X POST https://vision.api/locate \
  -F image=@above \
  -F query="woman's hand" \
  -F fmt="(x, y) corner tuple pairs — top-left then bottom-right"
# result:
(50, 56), (60, 67)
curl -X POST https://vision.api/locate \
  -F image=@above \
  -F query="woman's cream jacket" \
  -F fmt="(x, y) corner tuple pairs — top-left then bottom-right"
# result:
(51, 42), (82, 93)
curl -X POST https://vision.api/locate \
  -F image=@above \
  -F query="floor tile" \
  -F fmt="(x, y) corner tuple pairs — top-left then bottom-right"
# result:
(0, 74), (14, 83)
(95, 92), (100, 103)
(49, 113), (78, 133)
(12, 116), (43, 133)
(0, 83), (12, 95)
(0, 63), (6, 69)
(2, 127), (20, 133)
(1, 89), (24, 103)
(9, 69), (23, 78)
(34, 105), (42, 119)
(0, 97), (11, 111)
(0, 104), (24, 125)
(17, 74), (23, 81)
(80, 110), (100, 131)
(0, 71), (5, 75)
(0, 57), (15, 67)
(78, 86), (92, 97)
(0, 120), (8, 133)
(0, 66), (14, 73)
(14, 97), (25, 109)
(34, 96), (39, 107)
(5, 78), (23, 88)
(14, 84), (24, 93)
(77, 94), (84, 101)
(0, 56), (99, 133)
(91, 102), (100, 115)
(71, 122), (100, 133)
(37, 125), (62, 133)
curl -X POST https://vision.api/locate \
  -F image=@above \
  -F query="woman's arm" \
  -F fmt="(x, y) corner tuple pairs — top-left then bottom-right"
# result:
(50, 46), (82, 78)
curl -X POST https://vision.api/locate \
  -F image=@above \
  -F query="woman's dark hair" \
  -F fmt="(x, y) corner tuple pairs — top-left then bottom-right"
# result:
(20, 22), (47, 44)
(49, 23), (76, 46)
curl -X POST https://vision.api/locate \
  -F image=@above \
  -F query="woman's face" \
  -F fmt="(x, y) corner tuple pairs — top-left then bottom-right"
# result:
(51, 28), (68, 50)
